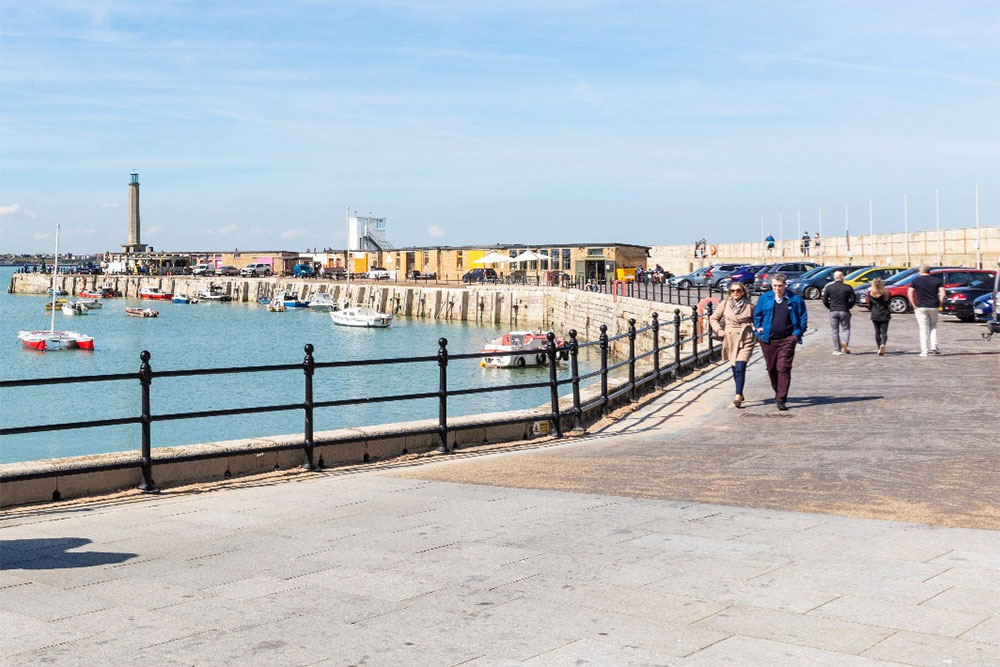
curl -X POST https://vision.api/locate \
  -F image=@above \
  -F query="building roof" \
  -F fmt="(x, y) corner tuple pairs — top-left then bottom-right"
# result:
(387, 242), (652, 252)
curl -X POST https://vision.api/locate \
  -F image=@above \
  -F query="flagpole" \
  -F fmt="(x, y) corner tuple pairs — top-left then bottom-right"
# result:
(818, 207), (824, 263)
(844, 204), (851, 262)
(935, 189), (942, 266)
(975, 185), (982, 269)
(779, 214), (783, 257)
(868, 198), (874, 264)
(903, 194), (910, 266)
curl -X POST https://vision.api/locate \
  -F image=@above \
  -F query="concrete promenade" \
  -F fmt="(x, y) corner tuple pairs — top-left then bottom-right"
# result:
(2, 305), (998, 666)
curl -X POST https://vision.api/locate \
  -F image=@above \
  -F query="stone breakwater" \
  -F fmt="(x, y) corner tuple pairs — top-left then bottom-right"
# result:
(9, 273), (700, 356)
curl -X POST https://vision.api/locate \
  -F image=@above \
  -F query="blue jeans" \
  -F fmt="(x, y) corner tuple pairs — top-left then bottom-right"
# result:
(732, 360), (747, 395)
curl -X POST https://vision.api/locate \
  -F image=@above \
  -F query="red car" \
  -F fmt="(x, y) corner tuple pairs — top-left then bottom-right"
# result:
(879, 268), (997, 314)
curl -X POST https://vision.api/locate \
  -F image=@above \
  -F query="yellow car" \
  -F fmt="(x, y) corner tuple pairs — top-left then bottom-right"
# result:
(843, 266), (909, 288)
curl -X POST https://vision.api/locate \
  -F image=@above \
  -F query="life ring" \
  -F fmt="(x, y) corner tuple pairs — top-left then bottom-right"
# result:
(612, 280), (625, 303)
(709, 244), (718, 256)
(535, 353), (547, 365)
(696, 297), (721, 336)
(515, 356), (526, 368)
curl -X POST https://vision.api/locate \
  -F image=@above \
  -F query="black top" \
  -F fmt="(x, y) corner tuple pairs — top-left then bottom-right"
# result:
(823, 281), (857, 311)
(869, 293), (892, 322)
(769, 298), (794, 339)
(911, 274), (944, 308)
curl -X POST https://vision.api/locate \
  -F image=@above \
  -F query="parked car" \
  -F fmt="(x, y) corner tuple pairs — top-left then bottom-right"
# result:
(859, 268), (997, 314)
(786, 265), (870, 300)
(292, 264), (315, 278)
(217, 265), (239, 276)
(942, 273), (997, 321)
(462, 268), (498, 283)
(720, 265), (768, 290)
(406, 269), (437, 280)
(842, 266), (909, 288)
(752, 262), (820, 292)
(192, 263), (215, 277)
(668, 266), (713, 289)
(366, 266), (390, 280)
(240, 263), (272, 277)
(701, 263), (744, 289)
(972, 291), (997, 322)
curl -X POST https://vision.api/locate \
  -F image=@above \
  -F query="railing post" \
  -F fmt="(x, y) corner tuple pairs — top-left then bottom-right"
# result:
(546, 332), (563, 437)
(673, 308), (682, 371)
(437, 337), (450, 453)
(690, 305), (699, 367)
(705, 303), (715, 361)
(569, 329), (582, 430)
(302, 343), (316, 470)
(651, 312), (661, 387)
(628, 318), (637, 401)
(137, 350), (156, 492)
(599, 324), (609, 414)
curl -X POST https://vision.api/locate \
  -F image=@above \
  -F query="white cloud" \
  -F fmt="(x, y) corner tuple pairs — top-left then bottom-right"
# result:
(145, 225), (161, 235)
(32, 232), (52, 240)
(250, 226), (271, 236)
(427, 225), (445, 237)
(280, 228), (305, 239)
(0, 204), (22, 216)
(101, 202), (119, 208)
(23, 210), (38, 219)
(66, 228), (96, 236)
(211, 224), (238, 236)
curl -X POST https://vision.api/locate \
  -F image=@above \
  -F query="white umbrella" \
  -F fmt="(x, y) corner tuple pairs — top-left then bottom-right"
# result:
(510, 250), (543, 263)
(474, 252), (511, 264)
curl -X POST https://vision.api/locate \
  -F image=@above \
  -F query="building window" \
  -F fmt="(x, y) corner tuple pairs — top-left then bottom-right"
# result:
(422, 251), (429, 266)
(587, 247), (604, 256)
(457, 250), (464, 269)
(563, 248), (571, 269)
(539, 249), (549, 270)
(549, 248), (559, 270)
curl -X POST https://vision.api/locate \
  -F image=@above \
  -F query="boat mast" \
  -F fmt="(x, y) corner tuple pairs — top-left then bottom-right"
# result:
(50, 224), (59, 333)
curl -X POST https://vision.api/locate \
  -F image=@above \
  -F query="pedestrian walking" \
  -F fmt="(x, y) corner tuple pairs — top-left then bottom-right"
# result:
(709, 281), (756, 408)
(868, 278), (891, 355)
(908, 265), (945, 356)
(822, 270), (856, 354)
(752, 274), (807, 411)
(801, 231), (811, 256)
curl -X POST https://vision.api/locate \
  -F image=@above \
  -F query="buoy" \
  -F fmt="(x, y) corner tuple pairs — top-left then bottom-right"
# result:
(709, 244), (718, 256)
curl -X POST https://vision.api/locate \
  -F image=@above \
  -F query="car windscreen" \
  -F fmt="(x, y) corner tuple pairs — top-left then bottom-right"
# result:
(798, 266), (834, 280)
(843, 267), (876, 281)
(886, 269), (918, 285)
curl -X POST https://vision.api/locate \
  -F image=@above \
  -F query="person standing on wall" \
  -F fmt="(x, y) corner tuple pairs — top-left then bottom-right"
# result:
(801, 231), (811, 256)
(868, 278), (892, 356)
(908, 265), (945, 356)
(766, 234), (776, 255)
(753, 274), (807, 411)
(710, 281), (757, 408)
(822, 270), (856, 355)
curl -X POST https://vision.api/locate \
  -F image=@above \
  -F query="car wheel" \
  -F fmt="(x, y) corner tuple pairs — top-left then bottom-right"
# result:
(678, 279), (691, 289)
(957, 315), (975, 322)
(889, 296), (909, 313)
(804, 286), (821, 300)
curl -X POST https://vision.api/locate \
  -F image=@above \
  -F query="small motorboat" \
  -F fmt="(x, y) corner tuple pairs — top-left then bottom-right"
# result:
(77, 298), (102, 309)
(126, 307), (159, 318)
(62, 302), (89, 316)
(307, 292), (337, 312)
(80, 287), (116, 299)
(198, 284), (232, 301)
(138, 286), (173, 300)
(329, 306), (391, 328)
(48, 287), (68, 296)
(45, 298), (68, 310)
(172, 294), (199, 304)
(481, 330), (566, 368)
(279, 291), (310, 308)
(268, 298), (286, 312)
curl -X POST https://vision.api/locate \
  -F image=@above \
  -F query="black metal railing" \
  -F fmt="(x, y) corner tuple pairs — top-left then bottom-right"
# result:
(1, 306), (718, 491)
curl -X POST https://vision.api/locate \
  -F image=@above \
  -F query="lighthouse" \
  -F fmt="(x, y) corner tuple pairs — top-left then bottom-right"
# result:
(121, 171), (147, 253)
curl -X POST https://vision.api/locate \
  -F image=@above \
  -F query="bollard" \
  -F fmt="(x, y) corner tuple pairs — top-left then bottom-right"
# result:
(690, 305), (699, 367)
(437, 337), (450, 453)
(599, 324), (609, 414)
(302, 343), (317, 470)
(705, 303), (715, 361)
(628, 318), (637, 402)
(673, 308), (682, 371)
(651, 312), (661, 387)
(138, 350), (156, 492)
(569, 329), (582, 430)
(546, 332), (563, 437)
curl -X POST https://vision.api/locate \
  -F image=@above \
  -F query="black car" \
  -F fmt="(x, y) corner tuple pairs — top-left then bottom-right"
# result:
(752, 262), (820, 292)
(462, 268), (498, 283)
(942, 274), (997, 321)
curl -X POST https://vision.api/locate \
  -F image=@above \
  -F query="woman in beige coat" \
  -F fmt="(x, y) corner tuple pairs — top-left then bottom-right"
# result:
(709, 281), (756, 407)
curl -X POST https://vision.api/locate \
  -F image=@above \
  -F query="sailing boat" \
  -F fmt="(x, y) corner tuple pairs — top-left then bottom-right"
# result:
(18, 225), (95, 351)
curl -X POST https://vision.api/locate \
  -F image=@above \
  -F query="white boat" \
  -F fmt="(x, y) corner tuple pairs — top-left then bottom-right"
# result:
(197, 284), (231, 301)
(481, 330), (566, 368)
(18, 225), (94, 351)
(126, 307), (159, 318)
(329, 306), (392, 328)
(267, 298), (286, 312)
(77, 298), (102, 309)
(307, 292), (337, 312)
(62, 302), (89, 316)
(172, 294), (199, 304)
(279, 291), (310, 308)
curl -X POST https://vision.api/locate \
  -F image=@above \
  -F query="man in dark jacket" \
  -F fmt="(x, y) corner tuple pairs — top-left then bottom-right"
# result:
(822, 270), (856, 355)
(753, 274), (808, 411)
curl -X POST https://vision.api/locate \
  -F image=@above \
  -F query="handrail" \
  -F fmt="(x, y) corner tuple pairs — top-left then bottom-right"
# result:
(1, 305), (719, 490)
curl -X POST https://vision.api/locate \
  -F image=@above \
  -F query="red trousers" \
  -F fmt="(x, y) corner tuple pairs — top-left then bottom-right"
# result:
(759, 335), (797, 402)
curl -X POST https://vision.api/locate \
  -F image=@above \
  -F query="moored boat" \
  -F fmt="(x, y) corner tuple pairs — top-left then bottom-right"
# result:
(481, 330), (566, 368)
(44, 299), (68, 310)
(48, 287), (68, 296)
(198, 284), (232, 301)
(307, 292), (337, 312)
(279, 291), (310, 308)
(62, 302), (89, 316)
(77, 298), (102, 309)
(126, 307), (159, 318)
(172, 294), (199, 304)
(80, 287), (116, 299)
(329, 306), (392, 328)
(267, 298), (286, 312)
(138, 286), (173, 300)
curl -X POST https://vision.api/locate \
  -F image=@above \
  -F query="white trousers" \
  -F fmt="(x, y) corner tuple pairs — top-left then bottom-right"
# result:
(914, 307), (938, 354)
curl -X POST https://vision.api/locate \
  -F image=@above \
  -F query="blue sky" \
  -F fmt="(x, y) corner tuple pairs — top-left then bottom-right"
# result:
(1, 1), (997, 253)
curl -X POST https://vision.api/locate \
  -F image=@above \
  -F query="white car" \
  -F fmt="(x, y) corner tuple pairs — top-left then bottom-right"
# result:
(192, 264), (215, 276)
(240, 263), (272, 277)
(366, 267), (390, 280)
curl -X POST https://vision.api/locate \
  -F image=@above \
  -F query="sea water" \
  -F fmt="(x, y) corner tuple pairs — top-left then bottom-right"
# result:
(0, 267), (592, 464)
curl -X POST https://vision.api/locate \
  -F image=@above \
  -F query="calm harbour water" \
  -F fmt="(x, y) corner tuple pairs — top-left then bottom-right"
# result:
(0, 267), (590, 464)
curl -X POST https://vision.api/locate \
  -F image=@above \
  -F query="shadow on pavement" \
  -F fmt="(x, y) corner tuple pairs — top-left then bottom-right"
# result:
(782, 395), (883, 407)
(1, 538), (137, 570)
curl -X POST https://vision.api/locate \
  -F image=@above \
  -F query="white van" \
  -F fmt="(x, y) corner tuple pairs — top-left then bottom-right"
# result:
(192, 264), (215, 276)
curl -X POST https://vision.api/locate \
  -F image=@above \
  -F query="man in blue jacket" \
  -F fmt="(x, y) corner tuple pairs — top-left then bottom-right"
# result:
(753, 273), (808, 411)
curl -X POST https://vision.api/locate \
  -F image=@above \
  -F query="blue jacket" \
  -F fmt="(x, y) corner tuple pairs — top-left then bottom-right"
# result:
(753, 291), (808, 344)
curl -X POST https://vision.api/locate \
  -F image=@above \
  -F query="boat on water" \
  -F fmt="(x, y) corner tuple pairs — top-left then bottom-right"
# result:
(198, 284), (231, 301)
(61, 302), (89, 316)
(44, 298), (68, 310)
(77, 298), (102, 309)
(18, 225), (94, 351)
(329, 306), (392, 328)
(126, 307), (159, 318)
(307, 292), (338, 312)
(138, 286), (173, 300)
(279, 291), (310, 308)
(48, 287), (68, 296)
(481, 330), (566, 368)
(172, 294), (199, 304)
(267, 298), (286, 312)
(80, 287), (116, 299)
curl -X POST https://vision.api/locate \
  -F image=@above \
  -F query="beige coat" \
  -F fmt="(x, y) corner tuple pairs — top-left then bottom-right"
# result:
(709, 298), (756, 364)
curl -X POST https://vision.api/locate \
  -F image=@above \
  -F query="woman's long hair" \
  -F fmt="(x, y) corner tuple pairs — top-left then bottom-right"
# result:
(869, 277), (888, 300)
